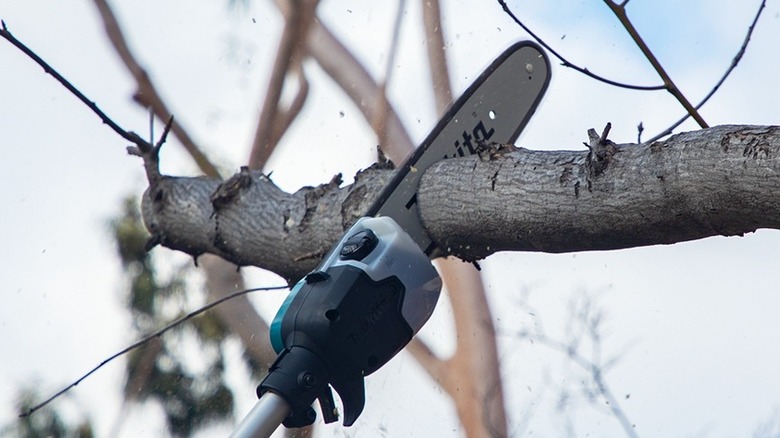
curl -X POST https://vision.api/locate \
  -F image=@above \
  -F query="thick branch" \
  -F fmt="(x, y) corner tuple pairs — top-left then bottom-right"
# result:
(141, 125), (780, 279)
(421, 125), (780, 259)
(142, 165), (392, 281)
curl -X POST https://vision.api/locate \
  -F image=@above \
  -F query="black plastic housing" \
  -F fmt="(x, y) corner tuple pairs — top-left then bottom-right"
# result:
(260, 265), (411, 426)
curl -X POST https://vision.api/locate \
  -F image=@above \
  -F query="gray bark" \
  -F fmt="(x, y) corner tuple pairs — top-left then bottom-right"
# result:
(421, 124), (780, 259)
(141, 125), (780, 280)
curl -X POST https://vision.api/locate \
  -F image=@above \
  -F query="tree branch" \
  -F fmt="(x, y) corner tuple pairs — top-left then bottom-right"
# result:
(265, 0), (416, 163)
(421, 0), (453, 115)
(514, 291), (637, 437)
(405, 338), (447, 384)
(0, 20), (147, 148)
(436, 258), (507, 436)
(421, 125), (780, 260)
(603, 1), (708, 128)
(305, 19), (416, 163)
(418, 6), (508, 433)
(496, 0), (665, 91)
(248, 0), (317, 169)
(647, 0), (766, 142)
(140, 125), (780, 279)
(371, 0), (407, 150)
(268, 64), (309, 152)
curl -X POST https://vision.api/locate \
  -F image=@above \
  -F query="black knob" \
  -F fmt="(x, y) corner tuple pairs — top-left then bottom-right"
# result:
(339, 229), (379, 261)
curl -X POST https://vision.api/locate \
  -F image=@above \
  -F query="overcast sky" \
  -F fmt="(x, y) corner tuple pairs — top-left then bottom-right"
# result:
(2, 1), (780, 437)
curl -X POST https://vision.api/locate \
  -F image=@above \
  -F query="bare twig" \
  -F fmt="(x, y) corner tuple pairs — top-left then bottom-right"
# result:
(496, 1), (665, 91)
(603, 0), (708, 128)
(511, 293), (636, 438)
(18, 285), (288, 418)
(0, 20), (177, 186)
(522, 331), (636, 437)
(647, 0), (766, 143)
(92, 0), (221, 178)
(0, 20), (146, 147)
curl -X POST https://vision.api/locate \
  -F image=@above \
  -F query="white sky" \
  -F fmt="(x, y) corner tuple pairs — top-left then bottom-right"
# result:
(1, 0), (779, 437)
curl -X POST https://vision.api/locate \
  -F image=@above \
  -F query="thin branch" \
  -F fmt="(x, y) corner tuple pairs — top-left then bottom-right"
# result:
(92, 0), (221, 178)
(604, 1), (708, 128)
(496, 1), (665, 91)
(18, 284), (288, 418)
(647, 0), (766, 143)
(0, 20), (146, 147)
(521, 332), (637, 437)
(510, 292), (635, 438)
(249, 7), (299, 168)
(0, 20), (176, 185)
(107, 336), (161, 436)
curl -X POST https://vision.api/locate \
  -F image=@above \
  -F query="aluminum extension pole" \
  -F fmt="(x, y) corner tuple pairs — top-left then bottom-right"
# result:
(231, 391), (291, 438)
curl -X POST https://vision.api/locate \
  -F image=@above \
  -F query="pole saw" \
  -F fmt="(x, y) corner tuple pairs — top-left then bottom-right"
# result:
(232, 41), (551, 437)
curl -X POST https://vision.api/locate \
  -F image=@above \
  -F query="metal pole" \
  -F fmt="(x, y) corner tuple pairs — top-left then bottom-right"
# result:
(231, 391), (291, 438)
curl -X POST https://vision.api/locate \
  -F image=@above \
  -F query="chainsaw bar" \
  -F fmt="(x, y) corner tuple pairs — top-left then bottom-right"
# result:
(366, 41), (551, 256)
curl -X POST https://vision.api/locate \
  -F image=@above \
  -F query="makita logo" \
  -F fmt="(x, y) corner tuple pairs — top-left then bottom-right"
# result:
(443, 120), (495, 159)
(347, 286), (399, 346)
